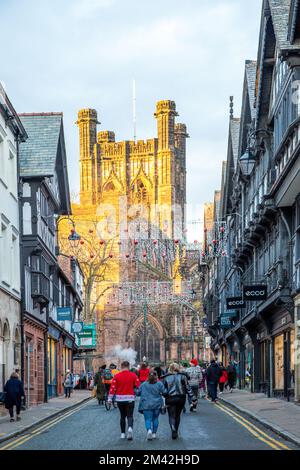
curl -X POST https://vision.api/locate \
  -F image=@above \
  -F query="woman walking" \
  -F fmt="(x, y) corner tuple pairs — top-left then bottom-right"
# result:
(94, 365), (106, 405)
(137, 371), (166, 440)
(162, 363), (197, 439)
(4, 372), (25, 422)
(63, 369), (74, 398)
(218, 362), (228, 394)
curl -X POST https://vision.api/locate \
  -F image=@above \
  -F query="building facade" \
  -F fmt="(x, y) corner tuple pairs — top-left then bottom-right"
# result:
(203, 0), (300, 401)
(59, 100), (197, 367)
(18, 112), (75, 405)
(0, 84), (27, 392)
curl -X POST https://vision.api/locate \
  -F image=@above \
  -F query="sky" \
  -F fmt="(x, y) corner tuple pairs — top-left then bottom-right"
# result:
(0, 0), (262, 241)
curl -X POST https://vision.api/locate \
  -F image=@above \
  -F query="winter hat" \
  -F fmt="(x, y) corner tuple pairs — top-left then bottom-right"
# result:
(190, 359), (198, 366)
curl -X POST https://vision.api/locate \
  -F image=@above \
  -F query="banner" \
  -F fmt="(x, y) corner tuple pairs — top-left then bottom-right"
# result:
(226, 297), (245, 310)
(243, 285), (267, 301)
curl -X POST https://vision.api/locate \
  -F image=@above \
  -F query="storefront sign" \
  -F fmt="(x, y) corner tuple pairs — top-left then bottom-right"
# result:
(64, 337), (73, 349)
(222, 311), (238, 318)
(226, 297), (245, 309)
(75, 323), (96, 348)
(220, 316), (232, 328)
(57, 307), (72, 321)
(48, 325), (60, 341)
(243, 285), (267, 301)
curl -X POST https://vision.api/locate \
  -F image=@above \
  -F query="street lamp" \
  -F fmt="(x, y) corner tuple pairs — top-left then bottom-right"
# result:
(239, 148), (256, 176)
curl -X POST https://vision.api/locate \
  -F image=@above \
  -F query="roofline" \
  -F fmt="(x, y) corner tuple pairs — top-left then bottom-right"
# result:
(0, 83), (27, 140)
(18, 112), (63, 117)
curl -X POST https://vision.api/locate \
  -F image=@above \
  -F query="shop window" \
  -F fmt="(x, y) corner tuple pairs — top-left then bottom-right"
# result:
(274, 335), (284, 390)
(290, 330), (295, 388)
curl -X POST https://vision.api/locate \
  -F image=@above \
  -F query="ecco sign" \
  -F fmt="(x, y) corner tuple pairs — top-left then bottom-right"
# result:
(226, 297), (245, 310)
(243, 285), (267, 301)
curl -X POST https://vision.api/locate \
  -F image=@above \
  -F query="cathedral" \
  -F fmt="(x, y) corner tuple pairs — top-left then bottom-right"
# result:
(59, 100), (198, 367)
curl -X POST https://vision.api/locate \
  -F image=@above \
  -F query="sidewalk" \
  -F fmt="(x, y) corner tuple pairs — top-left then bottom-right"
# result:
(219, 389), (300, 446)
(0, 390), (91, 444)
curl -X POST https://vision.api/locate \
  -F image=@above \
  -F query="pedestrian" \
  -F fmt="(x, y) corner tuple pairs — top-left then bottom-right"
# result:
(199, 364), (207, 398)
(63, 369), (74, 398)
(137, 371), (166, 440)
(108, 360), (140, 440)
(138, 362), (150, 383)
(102, 365), (114, 397)
(206, 359), (222, 403)
(4, 372), (26, 422)
(94, 365), (106, 405)
(79, 370), (87, 389)
(162, 362), (197, 440)
(218, 362), (228, 394)
(227, 361), (237, 392)
(153, 365), (164, 379)
(186, 359), (202, 412)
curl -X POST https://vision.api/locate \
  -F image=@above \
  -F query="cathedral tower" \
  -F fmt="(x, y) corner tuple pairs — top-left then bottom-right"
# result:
(77, 108), (98, 205)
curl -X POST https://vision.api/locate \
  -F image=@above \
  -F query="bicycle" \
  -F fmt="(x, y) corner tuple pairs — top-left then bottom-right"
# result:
(104, 393), (117, 411)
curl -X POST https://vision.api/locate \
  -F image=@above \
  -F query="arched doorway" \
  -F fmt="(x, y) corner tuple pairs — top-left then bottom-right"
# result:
(3, 321), (10, 384)
(134, 322), (161, 363)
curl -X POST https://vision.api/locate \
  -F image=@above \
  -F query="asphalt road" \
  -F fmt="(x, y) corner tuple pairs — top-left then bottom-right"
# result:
(0, 398), (298, 451)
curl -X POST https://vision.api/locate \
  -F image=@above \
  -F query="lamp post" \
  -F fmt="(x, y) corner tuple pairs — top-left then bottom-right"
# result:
(239, 128), (272, 177)
(55, 216), (81, 256)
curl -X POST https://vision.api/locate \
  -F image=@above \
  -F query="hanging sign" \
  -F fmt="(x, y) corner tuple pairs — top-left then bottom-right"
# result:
(220, 316), (232, 328)
(222, 311), (238, 318)
(226, 297), (245, 310)
(71, 322), (84, 334)
(243, 285), (267, 301)
(57, 307), (72, 321)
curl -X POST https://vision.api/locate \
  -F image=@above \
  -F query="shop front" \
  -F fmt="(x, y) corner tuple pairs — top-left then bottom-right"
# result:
(47, 324), (60, 399)
(273, 328), (295, 400)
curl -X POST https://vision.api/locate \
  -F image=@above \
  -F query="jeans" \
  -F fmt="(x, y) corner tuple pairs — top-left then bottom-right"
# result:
(166, 396), (186, 431)
(64, 387), (72, 398)
(143, 409), (160, 433)
(9, 404), (21, 418)
(208, 382), (218, 401)
(117, 401), (135, 433)
(188, 385), (199, 405)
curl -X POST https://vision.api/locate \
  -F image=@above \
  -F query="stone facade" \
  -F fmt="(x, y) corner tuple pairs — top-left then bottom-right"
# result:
(59, 100), (193, 367)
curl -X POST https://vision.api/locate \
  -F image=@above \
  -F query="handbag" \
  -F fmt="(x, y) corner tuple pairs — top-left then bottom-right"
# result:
(91, 386), (97, 398)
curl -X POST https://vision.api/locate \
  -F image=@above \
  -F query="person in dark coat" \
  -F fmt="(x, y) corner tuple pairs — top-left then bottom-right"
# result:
(94, 365), (106, 405)
(227, 362), (237, 392)
(206, 360), (222, 402)
(4, 372), (25, 422)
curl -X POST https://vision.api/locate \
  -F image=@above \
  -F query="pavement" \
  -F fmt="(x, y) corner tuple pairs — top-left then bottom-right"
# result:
(0, 389), (91, 444)
(0, 396), (298, 450)
(219, 389), (300, 446)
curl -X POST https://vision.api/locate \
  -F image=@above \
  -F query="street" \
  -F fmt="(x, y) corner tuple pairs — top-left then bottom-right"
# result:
(0, 398), (297, 451)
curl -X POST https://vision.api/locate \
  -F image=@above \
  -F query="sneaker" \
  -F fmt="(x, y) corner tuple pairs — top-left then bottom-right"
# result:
(127, 427), (133, 440)
(147, 429), (153, 440)
(152, 433), (156, 439)
(172, 429), (178, 439)
(120, 433), (126, 439)
(10, 418), (14, 422)
(190, 405), (194, 412)
(16, 416), (21, 421)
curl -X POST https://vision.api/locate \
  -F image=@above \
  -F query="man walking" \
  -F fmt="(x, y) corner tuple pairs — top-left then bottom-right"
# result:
(108, 361), (140, 440)
(206, 359), (222, 403)
(186, 359), (202, 412)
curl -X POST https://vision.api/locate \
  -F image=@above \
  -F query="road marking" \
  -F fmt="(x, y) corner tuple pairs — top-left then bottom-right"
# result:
(216, 401), (290, 450)
(205, 398), (291, 450)
(0, 400), (91, 450)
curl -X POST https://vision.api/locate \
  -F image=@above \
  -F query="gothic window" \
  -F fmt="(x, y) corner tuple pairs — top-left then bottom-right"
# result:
(104, 181), (115, 192)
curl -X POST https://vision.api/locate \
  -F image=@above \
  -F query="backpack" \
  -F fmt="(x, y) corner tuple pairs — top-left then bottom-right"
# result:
(103, 368), (113, 381)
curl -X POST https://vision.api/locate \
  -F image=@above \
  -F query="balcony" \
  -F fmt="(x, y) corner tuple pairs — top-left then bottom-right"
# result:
(31, 271), (50, 306)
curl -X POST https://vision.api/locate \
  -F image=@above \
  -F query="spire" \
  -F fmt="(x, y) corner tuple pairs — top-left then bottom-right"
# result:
(229, 96), (234, 120)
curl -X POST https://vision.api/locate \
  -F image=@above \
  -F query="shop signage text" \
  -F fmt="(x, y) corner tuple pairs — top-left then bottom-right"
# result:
(226, 297), (245, 309)
(243, 285), (267, 301)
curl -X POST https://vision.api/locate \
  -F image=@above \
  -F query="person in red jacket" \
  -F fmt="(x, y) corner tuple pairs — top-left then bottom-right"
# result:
(108, 361), (140, 440)
(138, 362), (150, 383)
(219, 362), (228, 394)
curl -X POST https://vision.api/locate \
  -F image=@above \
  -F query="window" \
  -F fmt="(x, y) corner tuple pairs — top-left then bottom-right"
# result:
(0, 133), (5, 183)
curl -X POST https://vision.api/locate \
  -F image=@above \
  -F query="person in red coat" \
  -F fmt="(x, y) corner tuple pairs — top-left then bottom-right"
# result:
(219, 362), (228, 394)
(138, 362), (150, 383)
(108, 361), (140, 440)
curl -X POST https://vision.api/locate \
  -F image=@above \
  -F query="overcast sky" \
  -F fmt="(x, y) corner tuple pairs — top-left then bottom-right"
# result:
(1, 0), (262, 240)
